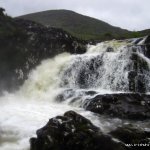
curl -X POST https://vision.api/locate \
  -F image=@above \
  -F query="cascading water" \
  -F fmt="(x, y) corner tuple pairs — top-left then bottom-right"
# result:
(60, 40), (150, 93)
(0, 39), (150, 150)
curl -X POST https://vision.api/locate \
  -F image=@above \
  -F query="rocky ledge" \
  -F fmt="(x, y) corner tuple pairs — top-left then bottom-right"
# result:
(84, 93), (150, 120)
(56, 91), (150, 120)
(30, 111), (150, 150)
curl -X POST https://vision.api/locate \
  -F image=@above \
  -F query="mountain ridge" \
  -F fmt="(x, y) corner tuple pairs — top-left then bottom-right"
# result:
(17, 9), (132, 40)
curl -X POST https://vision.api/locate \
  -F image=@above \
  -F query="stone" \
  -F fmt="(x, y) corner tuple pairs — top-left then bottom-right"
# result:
(110, 125), (150, 150)
(30, 111), (126, 150)
(84, 93), (150, 120)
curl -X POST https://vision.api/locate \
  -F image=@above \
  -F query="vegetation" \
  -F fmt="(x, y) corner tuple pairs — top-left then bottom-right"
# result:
(17, 10), (129, 40)
(17, 9), (150, 41)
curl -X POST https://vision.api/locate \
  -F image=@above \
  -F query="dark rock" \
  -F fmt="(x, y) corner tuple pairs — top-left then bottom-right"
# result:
(106, 47), (114, 52)
(30, 111), (126, 150)
(0, 14), (87, 92)
(135, 35), (150, 58)
(145, 35), (150, 44)
(84, 93), (150, 120)
(110, 125), (150, 150)
(128, 48), (150, 93)
(0, 7), (5, 16)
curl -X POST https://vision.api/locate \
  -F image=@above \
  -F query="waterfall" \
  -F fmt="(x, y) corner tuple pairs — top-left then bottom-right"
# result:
(0, 38), (150, 150)
(60, 41), (150, 93)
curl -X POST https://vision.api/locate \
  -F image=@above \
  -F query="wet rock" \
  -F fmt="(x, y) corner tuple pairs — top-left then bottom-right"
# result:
(30, 111), (126, 150)
(84, 93), (150, 120)
(106, 47), (114, 52)
(128, 50), (150, 93)
(145, 35), (150, 44)
(143, 35), (150, 59)
(0, 14), (87, 91)
(135, 35), (150, 58)
(110, 125), (150, 150)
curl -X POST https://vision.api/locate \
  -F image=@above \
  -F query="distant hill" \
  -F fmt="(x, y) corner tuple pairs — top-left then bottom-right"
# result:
(139, 29), (150, 36)
(17, 10), (132, 40)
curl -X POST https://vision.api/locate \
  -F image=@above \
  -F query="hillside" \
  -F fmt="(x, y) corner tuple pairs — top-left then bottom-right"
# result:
(139, 29), (150, 36)
(17, 10), (132, 40)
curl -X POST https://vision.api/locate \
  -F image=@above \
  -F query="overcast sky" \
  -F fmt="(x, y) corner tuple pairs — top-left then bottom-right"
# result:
(0, 0), (149, 31)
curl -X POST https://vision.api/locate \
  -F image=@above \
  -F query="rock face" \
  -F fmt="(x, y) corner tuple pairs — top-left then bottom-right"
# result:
(0, 14), (86, 91)
(30, 111), (125, 150)
(84, 93), (150, 120)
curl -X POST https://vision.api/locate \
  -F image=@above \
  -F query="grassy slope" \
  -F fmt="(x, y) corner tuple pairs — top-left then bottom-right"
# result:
(17, 10), (132, 40)
(17, 10), (150, 41)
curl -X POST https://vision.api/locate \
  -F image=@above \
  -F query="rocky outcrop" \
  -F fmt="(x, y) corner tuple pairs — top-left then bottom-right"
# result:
(30, 111), (150, 150)
(30, 111), (126, 150)
(15, 19), (87, 55)
(56, 90), (150, 120)
(84, 93), (150, 120)
(0, 14), (87, 92)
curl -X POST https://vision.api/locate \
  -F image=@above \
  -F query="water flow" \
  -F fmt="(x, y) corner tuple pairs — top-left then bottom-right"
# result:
(0, 40), (150, 150)
(0, 52), (119, 150)
(60, 42), (150, 92)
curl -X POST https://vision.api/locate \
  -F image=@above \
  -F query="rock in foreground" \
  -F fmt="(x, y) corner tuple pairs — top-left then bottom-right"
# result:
(30, 111), (125, 150)
(110, 125), (150, 150)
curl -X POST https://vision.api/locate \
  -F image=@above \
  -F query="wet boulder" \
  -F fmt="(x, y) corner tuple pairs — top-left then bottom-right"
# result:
(110, 124), (150, 150)
(106, 47), (114, 52)
(30, 111), (126, 150)
(84, 93), (150, 120)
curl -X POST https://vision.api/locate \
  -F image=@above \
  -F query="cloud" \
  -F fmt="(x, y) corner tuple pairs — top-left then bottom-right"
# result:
(0, 0), (149, 30)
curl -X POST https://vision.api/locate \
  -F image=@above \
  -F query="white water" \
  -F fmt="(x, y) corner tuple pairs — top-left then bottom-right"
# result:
(0, 53), (121, 150)
(1, 93), (111, 150)
(61, 43), (150, 92)
(0, 40), (150, 150)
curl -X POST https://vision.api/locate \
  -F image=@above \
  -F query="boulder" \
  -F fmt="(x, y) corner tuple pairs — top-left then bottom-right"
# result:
(84, 93), (150, 120)
(30, 111), (126, 150)
(110, 125), (150, 150)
